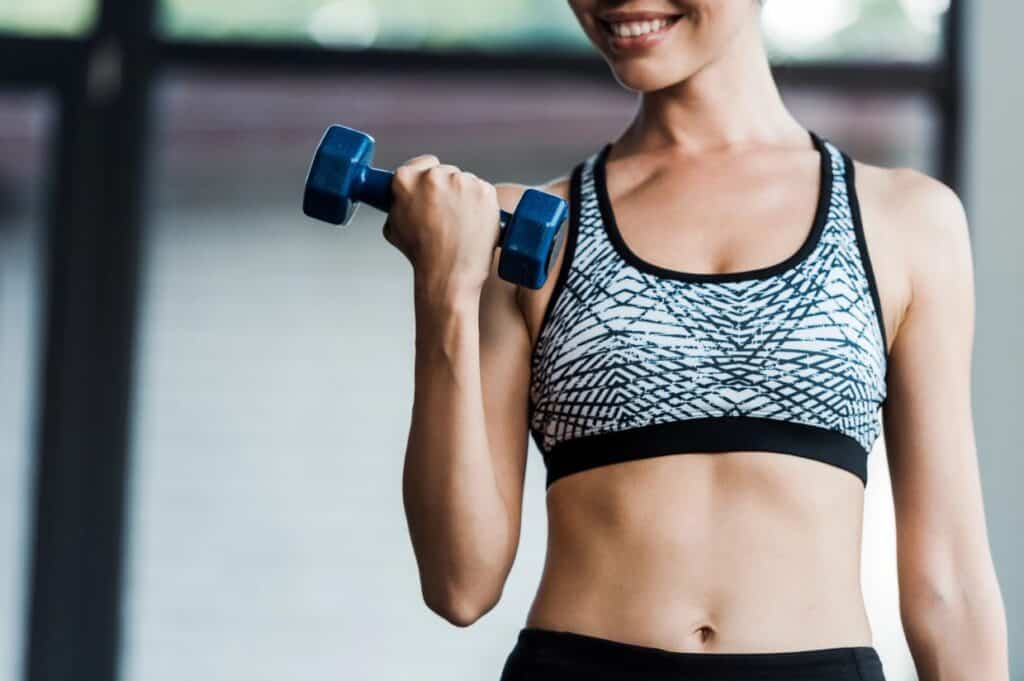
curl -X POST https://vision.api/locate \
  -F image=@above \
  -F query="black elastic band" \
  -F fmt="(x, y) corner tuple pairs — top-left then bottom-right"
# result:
(544, 416), (868, 488)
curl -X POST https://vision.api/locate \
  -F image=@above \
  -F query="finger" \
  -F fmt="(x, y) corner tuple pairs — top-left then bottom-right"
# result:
(394, 154), (443, 188)
(429, 163), (460, 176)
(421, 164), (461, 188)
(466, 172), (493, 192)
(398, 154), (441, 173)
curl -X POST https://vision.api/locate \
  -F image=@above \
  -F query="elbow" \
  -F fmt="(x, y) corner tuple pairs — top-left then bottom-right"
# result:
(900, 575), (1008, 639)
(423, 584), (502, 628)
(898, 580), (1009, 678)
(426, 599), (488, 628)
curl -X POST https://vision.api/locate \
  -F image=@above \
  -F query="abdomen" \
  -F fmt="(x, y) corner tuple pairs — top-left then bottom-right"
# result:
(525, 451), (873, 653)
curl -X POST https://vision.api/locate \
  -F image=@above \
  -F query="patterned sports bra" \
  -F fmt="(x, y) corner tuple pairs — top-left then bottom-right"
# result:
(528, 131), (888, 489)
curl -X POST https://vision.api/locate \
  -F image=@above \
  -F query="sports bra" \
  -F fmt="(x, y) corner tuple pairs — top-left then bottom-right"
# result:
(528, 131), (889, 489)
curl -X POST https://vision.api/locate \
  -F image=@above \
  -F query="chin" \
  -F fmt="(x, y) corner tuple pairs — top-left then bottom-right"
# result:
(606, 54), (705, 93)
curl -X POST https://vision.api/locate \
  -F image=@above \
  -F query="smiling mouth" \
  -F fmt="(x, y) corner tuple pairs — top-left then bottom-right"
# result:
(598, 12), (686, 42)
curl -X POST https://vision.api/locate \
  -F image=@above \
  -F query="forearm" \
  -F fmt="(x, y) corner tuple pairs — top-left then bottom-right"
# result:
(900, 578), (1009, 681)
(401, 283), (511, 620)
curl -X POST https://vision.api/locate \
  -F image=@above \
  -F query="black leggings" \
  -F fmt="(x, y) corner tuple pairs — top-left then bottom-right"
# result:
(499, 627), (887, 681)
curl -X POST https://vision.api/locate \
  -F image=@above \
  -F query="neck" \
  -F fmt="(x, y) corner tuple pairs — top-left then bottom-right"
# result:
(617, 18), (805, 156)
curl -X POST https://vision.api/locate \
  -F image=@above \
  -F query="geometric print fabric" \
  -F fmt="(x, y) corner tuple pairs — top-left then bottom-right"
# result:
(528, 134), (888, 475)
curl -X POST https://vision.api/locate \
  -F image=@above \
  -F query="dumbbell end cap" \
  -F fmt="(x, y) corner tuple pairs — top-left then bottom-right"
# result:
(303, 187), (350, 225)
(301, 184), (350, 224)
(302, 124), (376, 225)
(499, 189), (570, 289)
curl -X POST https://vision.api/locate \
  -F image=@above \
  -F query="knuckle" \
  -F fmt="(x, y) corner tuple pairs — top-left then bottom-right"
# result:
(393, 165), (416, 186)
(427, 164), (456, 185)
(424, 168), (445, 186)
(402, 153), (438, 167)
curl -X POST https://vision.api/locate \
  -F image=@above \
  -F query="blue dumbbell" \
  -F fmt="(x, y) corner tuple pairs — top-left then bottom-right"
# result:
(303, 124), (569, 289)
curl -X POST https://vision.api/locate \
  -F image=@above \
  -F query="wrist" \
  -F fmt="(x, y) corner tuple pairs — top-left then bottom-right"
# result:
(413, 287), (480, 362)
(413, 274), (481, 311)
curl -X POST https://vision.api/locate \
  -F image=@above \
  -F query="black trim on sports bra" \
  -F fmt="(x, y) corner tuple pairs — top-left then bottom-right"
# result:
(526, 162), (583, 432)
(594, 129), (833, 283)
(531, 162), (583, 355)
(843, 150), (890, 389)
(542, 416), (869, 489)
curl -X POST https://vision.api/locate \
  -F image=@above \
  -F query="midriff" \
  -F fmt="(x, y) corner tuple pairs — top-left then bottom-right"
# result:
(524, 448), (873, 653)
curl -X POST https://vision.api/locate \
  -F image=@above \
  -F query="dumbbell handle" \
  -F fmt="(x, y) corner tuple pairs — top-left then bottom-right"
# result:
(348, 162), (514, 229)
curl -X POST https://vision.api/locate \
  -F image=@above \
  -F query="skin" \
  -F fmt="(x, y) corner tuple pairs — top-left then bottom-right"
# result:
(389, 1), (1008, 677)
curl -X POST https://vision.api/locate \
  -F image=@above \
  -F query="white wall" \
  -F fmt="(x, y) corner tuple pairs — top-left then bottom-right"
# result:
(964, 3), (1024, 678)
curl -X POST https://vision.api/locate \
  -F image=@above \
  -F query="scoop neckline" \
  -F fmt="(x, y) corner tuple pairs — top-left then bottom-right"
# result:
(593, 130), (833, 283)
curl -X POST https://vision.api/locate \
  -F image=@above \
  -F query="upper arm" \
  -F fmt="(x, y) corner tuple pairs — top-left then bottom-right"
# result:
(478, 177), (573, 586)
(478, 179), (572, 577)
(879, 170), (999, 610)
(477, 182), (535, 572)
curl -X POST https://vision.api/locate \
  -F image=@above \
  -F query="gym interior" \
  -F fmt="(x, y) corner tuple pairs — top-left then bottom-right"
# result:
(0, 1), (1020, 680)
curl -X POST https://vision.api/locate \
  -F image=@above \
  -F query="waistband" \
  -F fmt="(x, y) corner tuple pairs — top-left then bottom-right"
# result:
(515, 627), (884, 679)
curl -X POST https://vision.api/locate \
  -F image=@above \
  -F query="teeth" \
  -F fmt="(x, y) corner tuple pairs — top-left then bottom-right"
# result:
(607, 17), (672, 38)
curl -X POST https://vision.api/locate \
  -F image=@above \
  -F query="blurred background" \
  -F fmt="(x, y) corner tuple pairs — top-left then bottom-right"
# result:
(0, 1), (1020, 680)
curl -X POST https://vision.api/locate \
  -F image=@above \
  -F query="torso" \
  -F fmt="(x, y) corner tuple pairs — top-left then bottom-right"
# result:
(513, 132), (911, 653)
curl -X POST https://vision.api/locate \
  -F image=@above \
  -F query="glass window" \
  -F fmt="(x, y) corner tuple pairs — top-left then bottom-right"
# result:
(0, 0), (97, 36)
(764, 0), (948, 62)
(123, 70), (934, 681)
(157, 0), (946, 62)
(782, 85), (940, 172)
(0, 91), (53, 681)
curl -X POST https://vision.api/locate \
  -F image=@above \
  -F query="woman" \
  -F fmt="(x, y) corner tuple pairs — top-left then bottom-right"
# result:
(383, 2), (1009, 680)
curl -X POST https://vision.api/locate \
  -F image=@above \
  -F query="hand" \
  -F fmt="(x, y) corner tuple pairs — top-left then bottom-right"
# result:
(382, 154), (501, 301)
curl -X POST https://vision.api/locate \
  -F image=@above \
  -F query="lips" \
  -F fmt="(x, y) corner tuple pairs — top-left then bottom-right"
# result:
(597, 11), (686, 51)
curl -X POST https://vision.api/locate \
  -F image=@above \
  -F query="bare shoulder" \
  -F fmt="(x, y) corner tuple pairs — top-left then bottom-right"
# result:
(491, 176), (573, 330)
(853, 160), (970, 271)
(487, 176), (572, 273)
(495, 175), (572, 213)
(844, 158), (972, 347)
